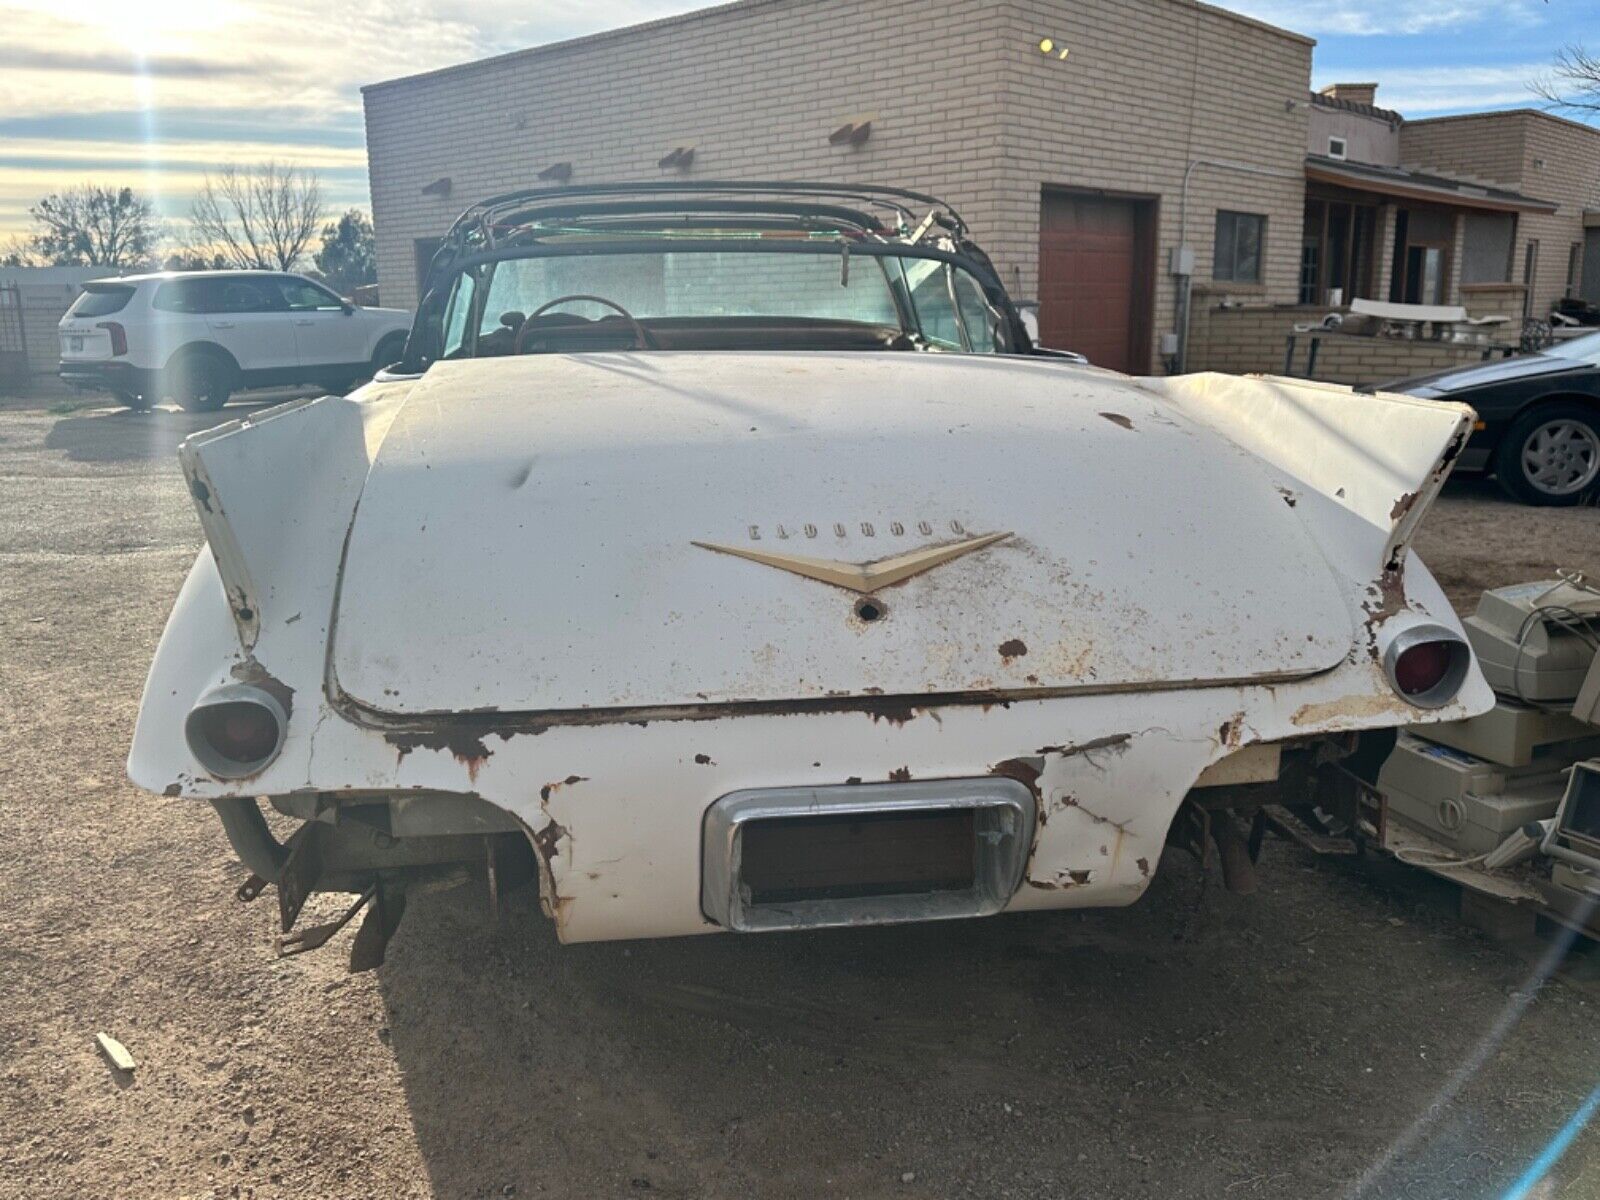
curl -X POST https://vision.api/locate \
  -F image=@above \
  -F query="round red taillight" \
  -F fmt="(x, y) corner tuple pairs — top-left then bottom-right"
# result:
(1394, 640), (1455, 697)
(202, 703), (280, 762)
(185, 686), (287, 778)
(1380, 625), (1469, 709)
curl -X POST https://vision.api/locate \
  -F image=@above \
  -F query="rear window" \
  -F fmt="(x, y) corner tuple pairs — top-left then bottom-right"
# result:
(68, 285), (134, 318)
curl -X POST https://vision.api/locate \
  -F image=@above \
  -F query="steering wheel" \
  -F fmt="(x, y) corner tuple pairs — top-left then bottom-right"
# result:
(514, 294), (654, 353)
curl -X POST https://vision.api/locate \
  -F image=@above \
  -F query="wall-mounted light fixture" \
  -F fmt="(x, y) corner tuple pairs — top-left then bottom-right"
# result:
(537, 162), (573, 183)
(1037, 37), (1069, 59)
(828, 115), (874, 147)
(658, 146), (696, 171)
(421, 176), (452, 198)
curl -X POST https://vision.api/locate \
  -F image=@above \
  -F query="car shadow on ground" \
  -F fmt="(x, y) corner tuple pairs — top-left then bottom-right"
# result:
(371, 849), (1598, 1200)
(41, 391), (317, 464)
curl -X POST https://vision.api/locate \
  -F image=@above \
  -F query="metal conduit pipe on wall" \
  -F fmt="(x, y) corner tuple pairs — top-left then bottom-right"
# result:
(1174, 158), (1303, 373)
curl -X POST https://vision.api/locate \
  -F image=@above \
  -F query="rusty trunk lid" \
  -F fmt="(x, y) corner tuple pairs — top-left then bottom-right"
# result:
(329, 354), (1352, 717)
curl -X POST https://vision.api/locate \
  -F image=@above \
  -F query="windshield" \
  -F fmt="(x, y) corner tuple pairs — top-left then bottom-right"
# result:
(1546, 331), (1600, 365)
(435, 247), (1011, 359)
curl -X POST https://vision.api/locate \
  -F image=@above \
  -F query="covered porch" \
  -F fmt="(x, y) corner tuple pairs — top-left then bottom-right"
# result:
(1300, 155), (1556, 313)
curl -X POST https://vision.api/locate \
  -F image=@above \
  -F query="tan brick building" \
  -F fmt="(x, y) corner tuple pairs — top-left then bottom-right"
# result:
(1187, 86), (1600, 384)
(1402, 110), (1600, 318)
(362, 0), (1314, 373)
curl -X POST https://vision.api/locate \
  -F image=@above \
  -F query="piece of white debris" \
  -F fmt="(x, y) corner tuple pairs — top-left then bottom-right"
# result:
(900, 1172), (915, 1184)
(96, 1033), (136, 1073)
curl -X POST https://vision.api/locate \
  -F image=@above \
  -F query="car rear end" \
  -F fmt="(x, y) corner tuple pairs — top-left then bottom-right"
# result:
(58, 280), (151, 401)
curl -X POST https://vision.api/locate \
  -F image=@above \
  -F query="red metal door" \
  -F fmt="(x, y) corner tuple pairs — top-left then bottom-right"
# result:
(1038, 192), (1149, 373)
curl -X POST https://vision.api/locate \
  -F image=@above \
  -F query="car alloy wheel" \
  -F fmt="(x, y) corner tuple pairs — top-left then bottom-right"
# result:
(1521, 417), (1600, 497)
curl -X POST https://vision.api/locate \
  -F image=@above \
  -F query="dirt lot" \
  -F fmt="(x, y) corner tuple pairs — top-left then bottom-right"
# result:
(1, 393), (1597, 1200)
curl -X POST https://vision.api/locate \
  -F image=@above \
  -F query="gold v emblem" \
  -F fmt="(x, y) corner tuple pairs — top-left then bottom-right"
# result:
(692, 532), (1012, 593)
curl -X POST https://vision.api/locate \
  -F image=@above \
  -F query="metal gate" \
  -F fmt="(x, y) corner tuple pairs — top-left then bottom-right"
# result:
(0, 283), (26, 383)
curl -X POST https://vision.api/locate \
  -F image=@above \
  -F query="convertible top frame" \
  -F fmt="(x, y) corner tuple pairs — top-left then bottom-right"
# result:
(401, 179), (1029, 372)
(444, 180), (971, 252)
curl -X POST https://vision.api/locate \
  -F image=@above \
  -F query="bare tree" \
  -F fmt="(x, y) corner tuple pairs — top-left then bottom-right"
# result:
(24, 185), (157, 267)
(189, 163), (324, 271)
(1, 235), (40, 268)
(1532, 44), (1600, 115)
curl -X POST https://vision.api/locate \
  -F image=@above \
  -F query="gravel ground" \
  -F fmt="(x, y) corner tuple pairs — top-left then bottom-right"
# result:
(0, 395), (1597, 1200)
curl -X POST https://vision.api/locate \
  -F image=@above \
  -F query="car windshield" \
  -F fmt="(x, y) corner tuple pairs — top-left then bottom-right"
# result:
(437, 247), (1006, 357)
(1545, 331), (1600, 365)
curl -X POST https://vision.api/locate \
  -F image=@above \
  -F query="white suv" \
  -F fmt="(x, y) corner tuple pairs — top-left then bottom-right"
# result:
(58, 271), (412, 411)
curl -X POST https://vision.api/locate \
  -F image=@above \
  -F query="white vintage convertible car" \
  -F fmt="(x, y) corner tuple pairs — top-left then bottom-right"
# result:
(129, 183), (1492, 968)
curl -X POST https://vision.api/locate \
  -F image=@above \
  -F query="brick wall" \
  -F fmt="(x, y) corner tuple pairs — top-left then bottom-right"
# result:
(1402, 110), (1600, 319)
(364, 0), (1019, 313)
(1460, 282), (1525, 321)
(1520, 115), (1600, 317)
(1186, 294), (1505, 386)
(1400, 112), (1527, 190)
(363, 0), (1313, 370)
(992, 0), (1310, 365)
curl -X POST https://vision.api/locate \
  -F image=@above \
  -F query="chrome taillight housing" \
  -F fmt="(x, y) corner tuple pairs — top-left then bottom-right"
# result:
(1378, 620), (1471, 709)
(185, 684), (287, 778)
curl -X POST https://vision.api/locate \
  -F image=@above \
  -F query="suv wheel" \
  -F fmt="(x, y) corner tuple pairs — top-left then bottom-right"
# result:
(169, 351), (234, 413)
(1494, 402), (1600, 506)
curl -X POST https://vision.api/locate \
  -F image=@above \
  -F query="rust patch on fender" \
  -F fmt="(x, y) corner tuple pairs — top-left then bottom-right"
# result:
(990, 756), (1042, 791)
(1027, 868), (1093, 890)
(1035, 733), (1132, 764)
(860, 697), (920, 726)
(530, 814), (573, 930)
(1098, 412), (1134, 431)
(1360, 562), (1408, 649)
(532, 816), (568, 863)
(1293, 692), (1410, 727)
(998, 638), (1028, 663)
(1390, 491), (1418, 522)
(231, 657), (294, 721)
(539, 774), (589, 802)
(888, 766), (912, 782)
(694, 753), (714, 766)
(1136, 857), (1150, 878)
(386, 728), (496, 782)
(1218, 712), (1246, 748)
(226, 584), (255, 625)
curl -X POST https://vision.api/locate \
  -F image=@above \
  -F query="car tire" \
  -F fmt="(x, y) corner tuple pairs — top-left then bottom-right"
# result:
(371, 332), (407, 376)
(168, 351), (235, 413)
(1494, 401), (1600, 506)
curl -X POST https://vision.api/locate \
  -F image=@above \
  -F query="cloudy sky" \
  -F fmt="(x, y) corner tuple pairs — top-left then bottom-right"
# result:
(0, 0), (1592, 244)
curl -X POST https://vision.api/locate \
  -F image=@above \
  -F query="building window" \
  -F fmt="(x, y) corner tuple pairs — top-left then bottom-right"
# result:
(1569, 242), (1583, 297)
(1214, 211), (1265, 284)
(1299, 236), (1321, 305)
(1462, 213), (1516, 284)
(1327, 136), (1348, 161)
(1301, 198), (1375, 305)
